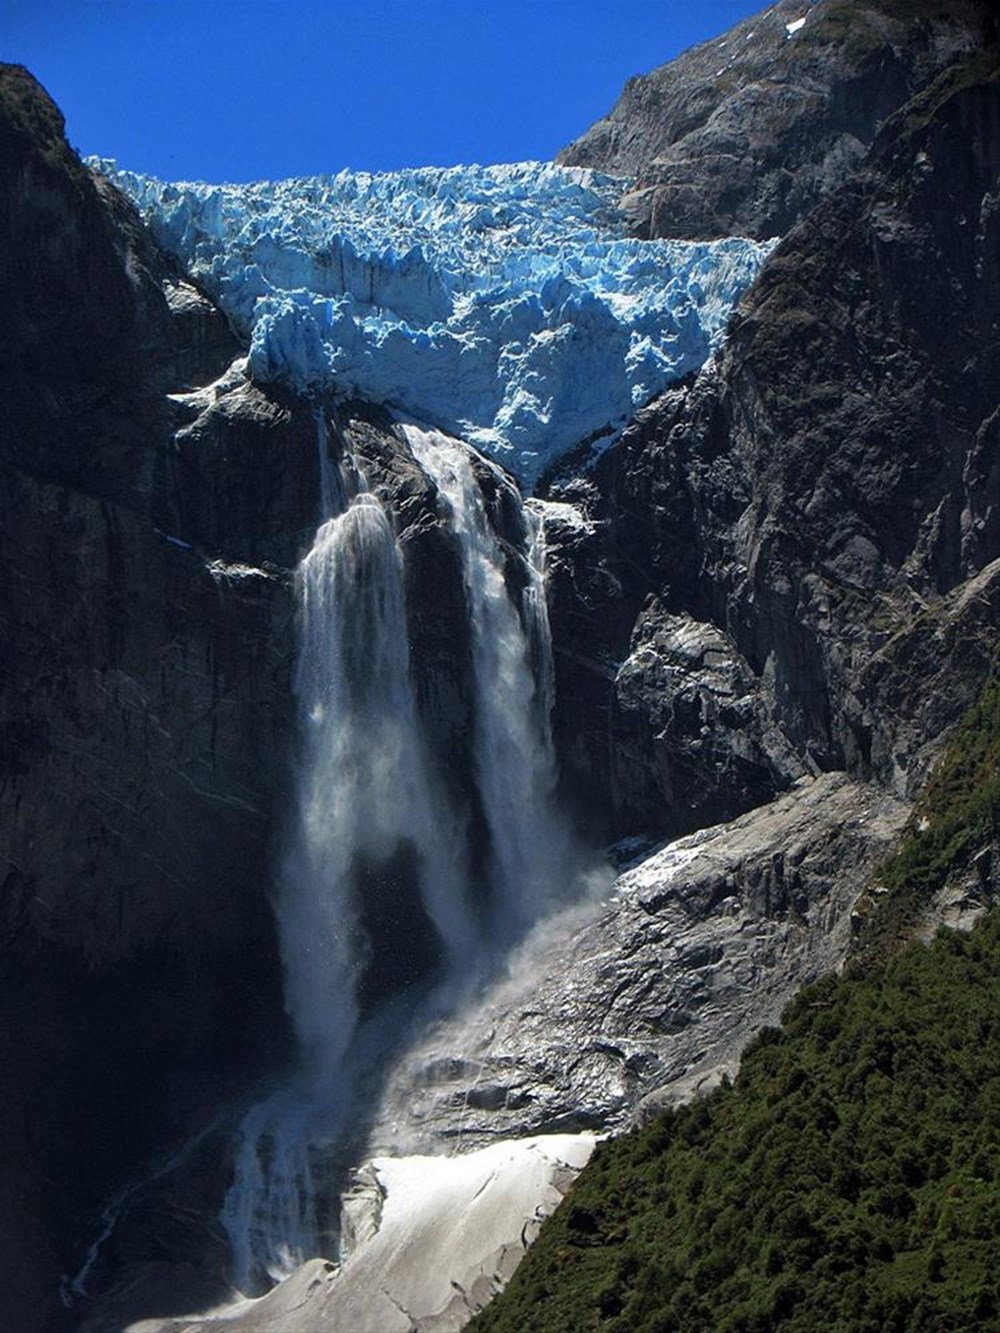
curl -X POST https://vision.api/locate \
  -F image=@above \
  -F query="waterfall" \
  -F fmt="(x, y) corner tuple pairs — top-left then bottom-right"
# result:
(523, 500), (556, 732)
(314, 407), (338, 521)
(223, 482), (475, 1290)
(403, 424), (576, 936)
(283, 490), (476, 1071)
(222, 423), (584, 1292)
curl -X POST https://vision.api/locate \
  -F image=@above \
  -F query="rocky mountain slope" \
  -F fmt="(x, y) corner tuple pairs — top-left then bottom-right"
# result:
(548, 35), (1000, 848)
(472, 679), (1000, 1330)
(473, 907), (1000, 1332)
(1, 0), (998, 1329)
(558, 0), (994, 238)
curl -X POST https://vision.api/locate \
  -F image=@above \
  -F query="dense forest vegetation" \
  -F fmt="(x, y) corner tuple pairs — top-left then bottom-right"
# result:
(472, 681), (1000, 1332)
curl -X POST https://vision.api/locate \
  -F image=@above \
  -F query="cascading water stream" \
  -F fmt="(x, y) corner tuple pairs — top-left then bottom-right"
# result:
(222, 421), (588, 1294)
(223, 472), (476, 1290)
(284, 488), (478, 1070)
(313, 407), (341, 521)
(403, 423), (578, 936)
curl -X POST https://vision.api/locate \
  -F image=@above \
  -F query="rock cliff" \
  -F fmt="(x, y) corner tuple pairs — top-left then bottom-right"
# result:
(558, 0), (995, 239)
(547, 44), (1000, 848)
(367, 773), (908, 1153)
(0, 64), (314, 1328)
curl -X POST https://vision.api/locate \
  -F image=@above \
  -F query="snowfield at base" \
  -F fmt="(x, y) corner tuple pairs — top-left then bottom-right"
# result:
(98, 159), (775, 487)
(131, 1135), (596, 1332)
(334, 1135), (597, 1330)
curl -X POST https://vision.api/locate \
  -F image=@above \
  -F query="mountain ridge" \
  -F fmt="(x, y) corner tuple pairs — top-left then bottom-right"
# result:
(558, 0), (995, 239)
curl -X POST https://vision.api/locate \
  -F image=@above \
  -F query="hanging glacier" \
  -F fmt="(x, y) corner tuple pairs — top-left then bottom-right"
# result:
(97, 159), (775, 488)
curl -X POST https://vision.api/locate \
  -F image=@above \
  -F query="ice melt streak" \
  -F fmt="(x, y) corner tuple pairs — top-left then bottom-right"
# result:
(97, 160), (775, 487)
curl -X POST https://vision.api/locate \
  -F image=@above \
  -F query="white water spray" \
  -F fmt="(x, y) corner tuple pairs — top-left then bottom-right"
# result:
(313, 408), (339, 521)
(222, 423), (589, 1292)
(403, 424), (577, 935)
(283, 490), (476, 1073)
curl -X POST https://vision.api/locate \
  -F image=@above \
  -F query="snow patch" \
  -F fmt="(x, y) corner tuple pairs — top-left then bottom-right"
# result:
(206, 559), (271, 582)
(785, 16), (807, 35)
(526, 496), (595, 535)
(166, 1135), (597, 1332)
(614, 842), (703, 897)
(329, 1135), (597, 1328)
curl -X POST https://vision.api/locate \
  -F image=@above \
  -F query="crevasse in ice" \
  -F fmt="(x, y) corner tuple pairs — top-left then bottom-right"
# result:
(98, 159), (775, 487)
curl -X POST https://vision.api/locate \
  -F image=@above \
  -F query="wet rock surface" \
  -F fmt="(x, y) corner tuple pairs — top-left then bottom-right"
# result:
(367, 773), (908, 1152)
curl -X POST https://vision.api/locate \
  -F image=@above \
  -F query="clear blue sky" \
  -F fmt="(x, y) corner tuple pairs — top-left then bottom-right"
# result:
(5, 1), (763, 182)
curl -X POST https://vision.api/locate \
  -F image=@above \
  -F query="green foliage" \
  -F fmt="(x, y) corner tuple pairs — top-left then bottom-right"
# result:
(882, 678), (1000, 896)
(473, 676), (1000, 1332)
(856, 676), (1000, 964)
(471, 915), (1000, 1332)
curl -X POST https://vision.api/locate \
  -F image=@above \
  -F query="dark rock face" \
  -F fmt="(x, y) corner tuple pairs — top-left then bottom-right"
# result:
(610, 602), (807, 839)
(546, 50), (1000, 845)
(0, 65), (321, 1328)
(160, 367), (320, 569)
(558, 0), (994, 240)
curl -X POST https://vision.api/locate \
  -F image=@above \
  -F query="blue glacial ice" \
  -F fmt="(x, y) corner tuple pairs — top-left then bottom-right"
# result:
(98, 160), (775, 488)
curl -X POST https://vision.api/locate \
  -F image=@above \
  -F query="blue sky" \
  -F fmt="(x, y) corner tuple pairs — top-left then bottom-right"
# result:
(5, 1), (763, 182)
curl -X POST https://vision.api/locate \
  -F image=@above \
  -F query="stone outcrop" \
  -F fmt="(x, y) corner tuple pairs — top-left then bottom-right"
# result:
(366, 773), (907, 1152)
(609, 602), (808, 840)
(558, 0), (995, 239)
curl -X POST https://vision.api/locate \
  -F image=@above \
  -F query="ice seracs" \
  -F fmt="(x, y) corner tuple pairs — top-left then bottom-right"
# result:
(98, 159), (775, 488)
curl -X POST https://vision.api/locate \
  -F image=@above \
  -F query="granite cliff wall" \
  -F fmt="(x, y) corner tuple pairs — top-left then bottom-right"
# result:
(558, 0), (995, 239)
(0, 64), (310, 1327)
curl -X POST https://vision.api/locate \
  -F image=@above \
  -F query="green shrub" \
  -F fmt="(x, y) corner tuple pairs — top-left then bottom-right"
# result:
(471, 677), (1000, 1333)
(471, 914), (1000, 1331)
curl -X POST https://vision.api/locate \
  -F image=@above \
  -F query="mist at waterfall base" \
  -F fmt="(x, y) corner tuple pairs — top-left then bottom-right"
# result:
(221, 421), (605, 1293)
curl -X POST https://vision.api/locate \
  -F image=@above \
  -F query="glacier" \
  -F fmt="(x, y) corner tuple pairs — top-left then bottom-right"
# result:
(97, 159), (775, 487)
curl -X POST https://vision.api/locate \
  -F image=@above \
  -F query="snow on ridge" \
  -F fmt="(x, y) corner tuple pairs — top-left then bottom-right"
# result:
(97, 158), (775, 488)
